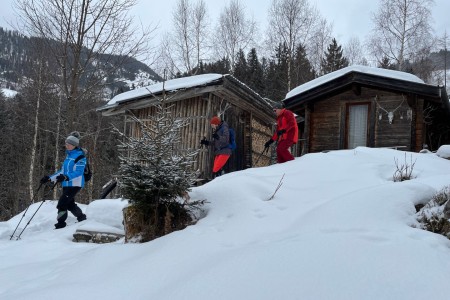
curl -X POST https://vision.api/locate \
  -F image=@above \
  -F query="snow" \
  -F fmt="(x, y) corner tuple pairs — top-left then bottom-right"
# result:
(2, 147), (450, 299)
(1, 88), (18, 98)
(285, 65), (426, 99)
(436, 145), (450, 159)
(105, 73), (224, 106)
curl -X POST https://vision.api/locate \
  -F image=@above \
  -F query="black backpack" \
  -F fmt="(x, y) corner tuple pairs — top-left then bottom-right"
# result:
(74, 151), (92, 182)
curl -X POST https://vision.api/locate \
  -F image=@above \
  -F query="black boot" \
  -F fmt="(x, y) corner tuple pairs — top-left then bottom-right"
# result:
(77, 214), (87, 222)
(54, 222), (66, 229)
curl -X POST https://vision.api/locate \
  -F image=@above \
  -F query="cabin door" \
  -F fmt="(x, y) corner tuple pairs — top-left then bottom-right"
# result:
(346, 103), (369, 149)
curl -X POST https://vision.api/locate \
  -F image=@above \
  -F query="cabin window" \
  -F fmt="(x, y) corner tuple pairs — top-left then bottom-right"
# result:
(347, 103), (369, 148)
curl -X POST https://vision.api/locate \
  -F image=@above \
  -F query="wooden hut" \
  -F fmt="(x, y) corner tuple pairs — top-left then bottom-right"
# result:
(97, 74), (275, 180)
(283, 65), (450, 154)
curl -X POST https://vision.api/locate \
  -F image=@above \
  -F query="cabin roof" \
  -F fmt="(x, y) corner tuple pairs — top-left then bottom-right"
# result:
(283, 65), (449, 112)
(97, 73), (273, 117)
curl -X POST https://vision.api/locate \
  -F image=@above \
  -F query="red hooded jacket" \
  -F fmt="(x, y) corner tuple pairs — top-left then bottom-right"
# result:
(272, 109), (298, 143)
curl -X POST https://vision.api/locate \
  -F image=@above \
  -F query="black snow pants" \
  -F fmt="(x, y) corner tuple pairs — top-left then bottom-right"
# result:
(55, 187), (86, 228)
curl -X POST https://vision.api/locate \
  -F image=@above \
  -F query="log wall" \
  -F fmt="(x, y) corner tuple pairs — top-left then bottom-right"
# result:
(306, 88), (419, 153)
(124, 92), (273, 180)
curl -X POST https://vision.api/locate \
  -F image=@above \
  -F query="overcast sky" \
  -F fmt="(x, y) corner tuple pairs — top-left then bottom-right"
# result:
(1, 0), (449, 52)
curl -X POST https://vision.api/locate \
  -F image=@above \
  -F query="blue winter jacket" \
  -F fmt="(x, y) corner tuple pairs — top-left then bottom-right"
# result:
(50, 147), (86, 188)
(214, 121), (232, 156)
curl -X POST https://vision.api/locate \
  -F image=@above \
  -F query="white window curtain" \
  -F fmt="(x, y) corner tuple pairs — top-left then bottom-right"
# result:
(348, 104), (368, 149)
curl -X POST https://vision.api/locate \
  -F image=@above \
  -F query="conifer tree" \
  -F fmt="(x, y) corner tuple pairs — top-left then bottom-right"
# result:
(292, 43), (316, 88)
(198, 57), (231, 74)
(115, 104), (200, 241)
(321, 38), (349, 75)
(247, 48), (265, 95)
(233, 49), (248, 83)
(378, 56), (397, 70)
(116, 105), (199, 211)
(265, 43), (289, 101)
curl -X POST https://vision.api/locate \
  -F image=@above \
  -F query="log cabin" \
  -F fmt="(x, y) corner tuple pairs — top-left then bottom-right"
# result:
(97, 74), (275, 180)
(283, 65), (450, 155)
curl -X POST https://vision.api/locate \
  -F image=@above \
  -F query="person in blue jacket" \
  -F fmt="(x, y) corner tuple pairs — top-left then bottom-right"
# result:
(41, 131), (87, 229)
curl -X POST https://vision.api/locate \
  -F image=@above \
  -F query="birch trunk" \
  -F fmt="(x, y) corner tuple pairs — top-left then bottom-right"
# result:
(28, 64), (42, 202)
(53, 96), (63, 200)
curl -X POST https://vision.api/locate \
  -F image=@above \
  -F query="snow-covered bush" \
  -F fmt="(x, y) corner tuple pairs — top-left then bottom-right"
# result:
(393, 153), (416, 182)
(416, 185), (450, 239)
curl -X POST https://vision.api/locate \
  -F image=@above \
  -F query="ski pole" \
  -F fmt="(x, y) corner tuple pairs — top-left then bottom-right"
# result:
(14, 182), (58, 240)
(9, 182), (44, 240)
(254, 146), (269, 166)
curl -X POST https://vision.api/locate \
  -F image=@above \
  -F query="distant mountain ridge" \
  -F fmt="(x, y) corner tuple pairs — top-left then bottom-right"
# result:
(0, 27), (162, 99)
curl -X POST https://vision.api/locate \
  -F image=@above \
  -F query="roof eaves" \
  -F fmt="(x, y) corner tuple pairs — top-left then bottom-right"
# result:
(284, 71), (444, 109)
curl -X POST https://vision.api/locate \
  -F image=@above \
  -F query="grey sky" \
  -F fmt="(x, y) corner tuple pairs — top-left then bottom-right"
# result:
(1, 0), (449, 50)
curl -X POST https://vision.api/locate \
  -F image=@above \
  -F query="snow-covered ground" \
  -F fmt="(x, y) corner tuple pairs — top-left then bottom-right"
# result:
(2, 147), (450, 300)
(1, 88), (17, 98)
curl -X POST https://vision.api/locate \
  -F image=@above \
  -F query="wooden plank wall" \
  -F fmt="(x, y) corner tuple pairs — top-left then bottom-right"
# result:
(310, 98), (342, 153)
(373, 94), (412, 149)
(124, 93), (273, 180)
(307, 88), (415, 152)
(126, 97), (214, 179)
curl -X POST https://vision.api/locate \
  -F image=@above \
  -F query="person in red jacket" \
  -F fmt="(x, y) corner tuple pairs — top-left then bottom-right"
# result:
(265, 102), (299, 163)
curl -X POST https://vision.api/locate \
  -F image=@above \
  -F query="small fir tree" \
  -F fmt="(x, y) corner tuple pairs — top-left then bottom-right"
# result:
(115, 104), (200, 241)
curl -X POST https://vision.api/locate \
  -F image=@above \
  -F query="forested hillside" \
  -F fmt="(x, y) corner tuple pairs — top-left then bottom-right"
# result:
(0, 27), (162, 98)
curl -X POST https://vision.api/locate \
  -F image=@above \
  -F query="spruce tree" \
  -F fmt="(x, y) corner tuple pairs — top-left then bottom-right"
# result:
(321, 38), (349, 75)
(233, 49), (248, 83)
(292, 43), (316, 88)
(115, 104), (200, 241)
(264, 43), (289, 101)
(247, 48), (265, 95)
(378, 56), (396, 70)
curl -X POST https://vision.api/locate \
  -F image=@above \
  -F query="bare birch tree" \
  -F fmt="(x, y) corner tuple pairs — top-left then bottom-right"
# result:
(27, 62), (43, 201)
(267, 0), (321, 91)
(14, 0), (156, 130)
(163, 0), (210, 77)
(344, 36), (368, 66)
(307, 17), (333, 76)
(173, 0), (195, 73)
(367, 0), (435, 71)
(213, 0), (257, 72)
(192, 0), (209, 69)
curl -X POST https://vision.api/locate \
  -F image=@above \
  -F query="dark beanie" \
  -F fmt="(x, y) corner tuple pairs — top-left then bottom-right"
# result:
(65, 131), (80, 147)
(272, 102), (284, 109)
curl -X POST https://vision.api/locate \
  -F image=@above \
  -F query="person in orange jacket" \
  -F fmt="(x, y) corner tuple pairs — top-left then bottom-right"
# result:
(264, 102), (298, 163)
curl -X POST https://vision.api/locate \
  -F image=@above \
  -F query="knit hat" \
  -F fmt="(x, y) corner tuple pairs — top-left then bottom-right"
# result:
(65, 131), (80, 147)
(210, 116), (221, 125)
(272, 102), (284, 109)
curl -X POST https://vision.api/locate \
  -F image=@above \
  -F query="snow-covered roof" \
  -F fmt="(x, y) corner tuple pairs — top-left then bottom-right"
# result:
(285, 65), (425, 99)
(106, 73), (224, 106)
